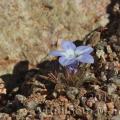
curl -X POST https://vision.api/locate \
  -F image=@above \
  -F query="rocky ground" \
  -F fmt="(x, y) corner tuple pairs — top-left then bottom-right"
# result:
(0, 0), (120, 120)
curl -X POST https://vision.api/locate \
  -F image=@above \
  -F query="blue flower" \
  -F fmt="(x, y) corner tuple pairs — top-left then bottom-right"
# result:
(50, 40), (94, 66)
(66, 61), (79, 74)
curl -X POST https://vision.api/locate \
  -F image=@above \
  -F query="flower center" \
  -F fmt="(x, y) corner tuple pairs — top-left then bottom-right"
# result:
(65, 49), (75, 58)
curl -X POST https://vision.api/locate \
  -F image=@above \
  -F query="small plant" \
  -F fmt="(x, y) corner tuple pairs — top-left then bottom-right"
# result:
(48, 40), (95, 97)
(50, 40), (94, 73)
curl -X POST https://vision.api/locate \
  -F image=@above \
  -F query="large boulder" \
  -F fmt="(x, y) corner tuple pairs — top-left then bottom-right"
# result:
(0, 0), (110, 75)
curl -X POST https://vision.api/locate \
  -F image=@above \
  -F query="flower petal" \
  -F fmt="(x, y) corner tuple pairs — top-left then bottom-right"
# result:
(77, 54), (94, 63)
(49, 51), (65, 57)
(61, 40), (76, 50)
(66, 61), (79, 72)
(59, 56), (76, 66)
(75, 46), (93, 55)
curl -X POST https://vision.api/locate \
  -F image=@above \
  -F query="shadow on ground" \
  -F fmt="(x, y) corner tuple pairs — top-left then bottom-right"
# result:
(105, 0), (120, 37)
(0, 59), (59, 94)
(0, 61), (29, 93)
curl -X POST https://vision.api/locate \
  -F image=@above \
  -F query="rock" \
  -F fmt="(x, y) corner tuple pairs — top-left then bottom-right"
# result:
(0, 0), (110, 75)
(0, 78), (6, 94)
(66, 87), (79, 100)
(106, 45), (113, 54)
(0, 113), (12, 120)
(23, 93), (46, 110)
(107, 83), (117, 95)
(80, 97), (87, 106)
(78, 87), (87, 97)
(15, 94), (27, 104)
(83, 113), (93, 120)
(91, 85), (100, 90)
(94, 101), (107, 113)
(25, 110), (36, 120)
(16, 108), (28, 119)
(59, 95), (68, 102)
(74, 106), (84, 117)
(106, 102), (114, 111)
(110, 75), (120, 85)
(86, 97), (97, 108)
(51, 91), (58, 99)
(111, 115), (120, 120)
(96, 49), (106, 60)
(113, 94), (120, 110)
(101, 72), (107, 81)
(24, 100), (39, 110)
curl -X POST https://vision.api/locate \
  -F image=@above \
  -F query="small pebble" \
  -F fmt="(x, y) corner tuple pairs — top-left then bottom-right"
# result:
(106, 102), (114, 111)
(15, 94), (26, 104)
(106, 45), (113, 54)
(51, 91), (58, 99)
(107, 83), (117, 95)
(91, 85), (100, 90)
(111, 115), (120, 120)
(17, 108), (28, 117)
(0, 113), (12, 120)
(75, 106), (84, 116)
(94, 101), (107, 113)
(96, 49), (106, 61)
(24, 101), (39, 110)
(66, 87), (79, 101)
(86, 97), (97, 108)
(110, 75), (120, 85)
(79, 87), (87, 97)
(80, 97), (87, 106)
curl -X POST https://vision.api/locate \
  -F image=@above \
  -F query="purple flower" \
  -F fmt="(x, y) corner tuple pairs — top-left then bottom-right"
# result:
(66, 61), (79, 74)
(50, 40), (94, 66)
